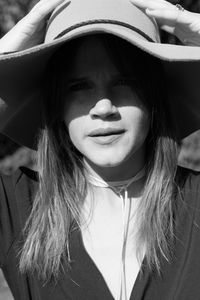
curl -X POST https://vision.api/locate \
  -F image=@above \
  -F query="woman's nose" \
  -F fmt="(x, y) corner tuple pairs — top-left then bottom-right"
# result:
(89, 98), (119, 119)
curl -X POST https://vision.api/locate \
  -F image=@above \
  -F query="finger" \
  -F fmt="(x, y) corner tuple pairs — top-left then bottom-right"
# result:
(159, 25), (175, 34)
(146, 7), (190, 25)
(26, 0), (66, 23)
(146, 10), (177, 34)
(130, 0), (172, 11)
(146, 8), (191, 34)
(146, 7), (179, 22)
(189, 15), (200, 31)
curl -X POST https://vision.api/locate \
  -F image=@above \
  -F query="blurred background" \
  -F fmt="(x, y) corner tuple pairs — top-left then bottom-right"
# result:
(0, 0), (200, 299)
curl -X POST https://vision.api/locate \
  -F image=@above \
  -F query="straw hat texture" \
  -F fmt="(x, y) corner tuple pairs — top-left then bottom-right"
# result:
(0, 0), (200, 149)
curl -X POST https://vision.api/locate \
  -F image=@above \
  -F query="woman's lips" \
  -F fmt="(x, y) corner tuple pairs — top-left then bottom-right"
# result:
(88, 128), (125, 145)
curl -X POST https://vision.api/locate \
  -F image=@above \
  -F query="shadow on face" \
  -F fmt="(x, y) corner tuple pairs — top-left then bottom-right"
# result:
(43, 33), (164, 126)
(41, 34), (171, 179)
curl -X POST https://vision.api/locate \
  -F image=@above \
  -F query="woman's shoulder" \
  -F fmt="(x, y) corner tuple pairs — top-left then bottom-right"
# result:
(0, 166), (38, 225)
(176, 165), (200, 192)
(0, 167), (38, 267)
(175, 165), (200, 214)
(0, 166), (38, 190)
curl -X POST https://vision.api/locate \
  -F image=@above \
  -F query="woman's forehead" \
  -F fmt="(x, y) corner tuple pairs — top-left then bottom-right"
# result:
(70, 36), (118, 70)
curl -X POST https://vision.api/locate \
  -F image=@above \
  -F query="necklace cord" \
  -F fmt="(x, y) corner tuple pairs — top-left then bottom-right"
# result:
(85, 166), (146, 300)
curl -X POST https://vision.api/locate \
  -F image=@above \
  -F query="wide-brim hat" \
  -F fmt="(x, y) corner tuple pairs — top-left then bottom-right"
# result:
(0, 0), (200, 150)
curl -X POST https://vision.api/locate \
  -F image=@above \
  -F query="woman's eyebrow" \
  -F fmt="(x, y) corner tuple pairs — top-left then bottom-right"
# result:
(66, 74), (135, 84)
(67, 77), (89, 84)
(111, 74), (136, 81)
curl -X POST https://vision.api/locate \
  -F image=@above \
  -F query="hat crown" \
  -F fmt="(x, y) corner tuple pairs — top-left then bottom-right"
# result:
(45, 0), (160, 43)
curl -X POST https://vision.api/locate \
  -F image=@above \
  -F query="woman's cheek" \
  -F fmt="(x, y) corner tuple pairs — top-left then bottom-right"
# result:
(67, 117), (86, 152)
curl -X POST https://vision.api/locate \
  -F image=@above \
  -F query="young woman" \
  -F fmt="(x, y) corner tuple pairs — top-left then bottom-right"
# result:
(0, 0), (200, 299)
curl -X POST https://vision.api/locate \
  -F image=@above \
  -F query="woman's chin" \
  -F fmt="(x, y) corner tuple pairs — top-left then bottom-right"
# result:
(87, 156), (126, 169)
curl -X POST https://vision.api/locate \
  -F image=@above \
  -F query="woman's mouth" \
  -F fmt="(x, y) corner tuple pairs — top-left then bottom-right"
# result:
(88, 127), (125, 145)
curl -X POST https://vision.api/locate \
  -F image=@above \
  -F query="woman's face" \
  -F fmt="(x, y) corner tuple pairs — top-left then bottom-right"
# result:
(63, 36), (150, 178)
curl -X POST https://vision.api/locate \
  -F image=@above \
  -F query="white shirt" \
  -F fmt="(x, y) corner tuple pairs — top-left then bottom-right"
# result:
(81, 184), (144, 300)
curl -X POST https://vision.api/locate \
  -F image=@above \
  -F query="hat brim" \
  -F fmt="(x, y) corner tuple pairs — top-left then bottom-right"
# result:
(2, 23), (200, 61)
(0, 23), (200, 149)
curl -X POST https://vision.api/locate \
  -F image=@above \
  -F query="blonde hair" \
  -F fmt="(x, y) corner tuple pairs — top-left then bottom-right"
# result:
(19, 34), (180, 281)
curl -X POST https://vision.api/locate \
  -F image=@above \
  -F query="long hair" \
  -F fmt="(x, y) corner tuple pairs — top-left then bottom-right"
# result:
(19, 34), (180, 280)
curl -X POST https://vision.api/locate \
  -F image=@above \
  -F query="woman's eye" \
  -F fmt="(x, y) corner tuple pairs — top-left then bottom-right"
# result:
(114, 78), (133, 87)
(69, 82), (91, 92)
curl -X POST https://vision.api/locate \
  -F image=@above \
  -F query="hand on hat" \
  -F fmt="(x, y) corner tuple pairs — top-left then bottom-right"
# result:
(131, 0), (200, 46)
(0, 0), (65, 53)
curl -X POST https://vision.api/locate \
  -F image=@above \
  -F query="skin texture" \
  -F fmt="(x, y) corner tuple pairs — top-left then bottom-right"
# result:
(64, 36), (150, 181)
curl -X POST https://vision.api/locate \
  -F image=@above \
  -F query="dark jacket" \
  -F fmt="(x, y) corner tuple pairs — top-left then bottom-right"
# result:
(0, 166), (200, 300)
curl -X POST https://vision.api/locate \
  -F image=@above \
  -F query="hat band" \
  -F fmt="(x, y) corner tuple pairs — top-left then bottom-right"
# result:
(53, 19), (155, 42)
